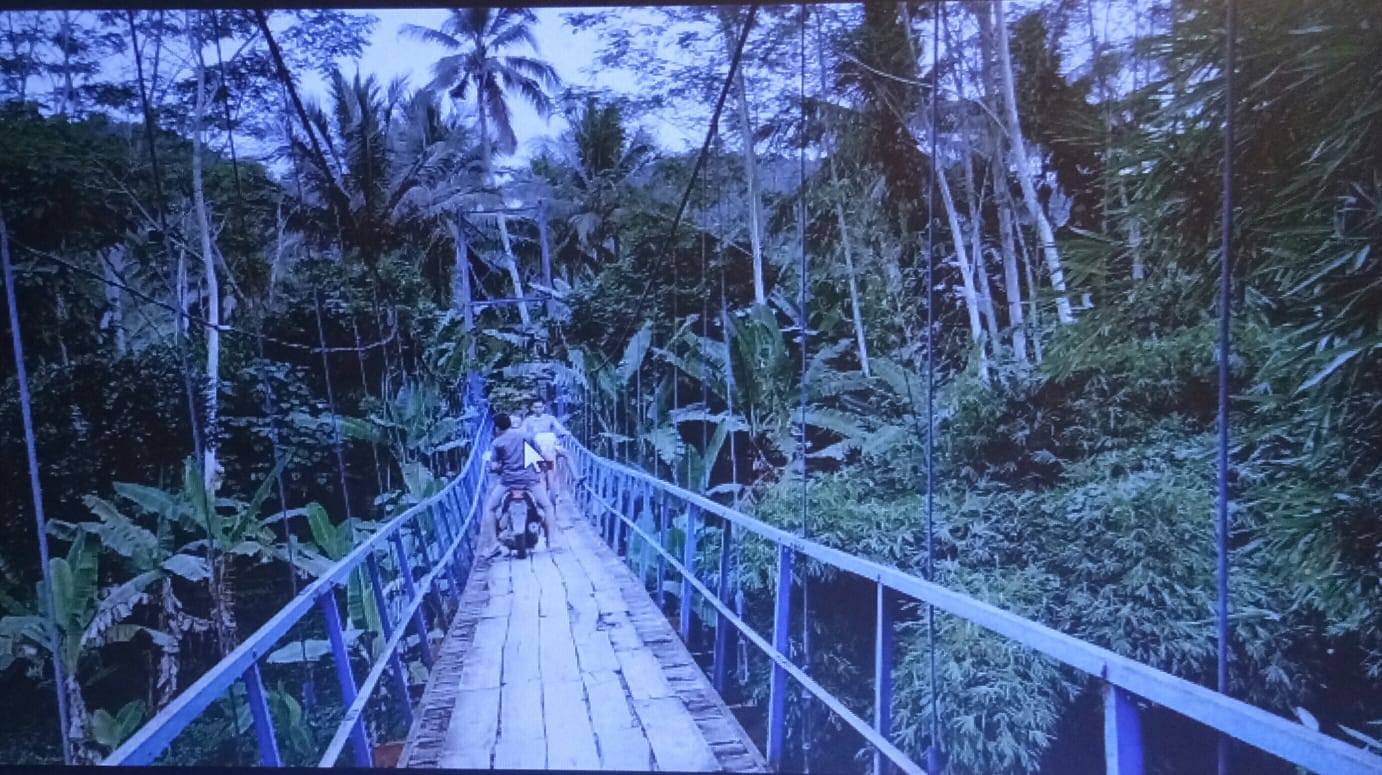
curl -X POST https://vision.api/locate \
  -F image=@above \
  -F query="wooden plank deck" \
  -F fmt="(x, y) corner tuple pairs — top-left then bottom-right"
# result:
(400, 493), (765, 771)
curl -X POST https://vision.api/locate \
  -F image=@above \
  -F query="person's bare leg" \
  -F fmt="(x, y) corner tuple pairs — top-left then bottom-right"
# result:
(480, 481), (504, 556)
(532, 480), (558, 549)
(547, 463), (560, 503)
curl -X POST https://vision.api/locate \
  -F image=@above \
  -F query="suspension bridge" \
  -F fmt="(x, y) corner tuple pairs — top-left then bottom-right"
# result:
(88, 397), (1382, 774)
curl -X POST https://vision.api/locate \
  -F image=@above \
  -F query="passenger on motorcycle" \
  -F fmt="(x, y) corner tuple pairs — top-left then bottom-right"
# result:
(479, 413), (558, 558)
(520, 398), (571, 502)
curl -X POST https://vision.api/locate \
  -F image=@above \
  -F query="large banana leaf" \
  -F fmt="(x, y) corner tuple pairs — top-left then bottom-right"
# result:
(90, 700), (145, 751)
(617, 322), (653, 387)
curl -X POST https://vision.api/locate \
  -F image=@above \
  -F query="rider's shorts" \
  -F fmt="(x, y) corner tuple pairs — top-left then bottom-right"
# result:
(535, 432), (559, 461)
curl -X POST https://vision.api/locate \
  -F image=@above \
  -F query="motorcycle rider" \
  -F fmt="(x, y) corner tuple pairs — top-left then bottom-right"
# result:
(479, 412), (558, 558)
(520, 398), (571, 502)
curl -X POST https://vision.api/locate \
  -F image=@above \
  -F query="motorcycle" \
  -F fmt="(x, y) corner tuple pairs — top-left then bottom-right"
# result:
(497, 487), (544, 559)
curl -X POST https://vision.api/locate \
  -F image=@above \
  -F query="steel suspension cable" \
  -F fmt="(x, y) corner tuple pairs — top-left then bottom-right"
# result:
(314, 285), (355, 522)
(350, 308), (385, 498)
(1, 213), (73, 765)
(925, 4), (942, 771)
(797, 4), (812, 771)
(252, 289), (315, 721)
(125, 10), (205, 462)
(720, 248), (750, 688)
(708, 132), (750, 687)
(1216, 0), (1238, 772)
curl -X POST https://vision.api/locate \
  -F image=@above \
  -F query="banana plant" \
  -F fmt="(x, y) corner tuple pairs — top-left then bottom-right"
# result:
(285, 503), (386, 660)
(92, 456), (290, 657)
(47, 488), (215, 711)
(0, 532), (174, 763)
(342, 379), (460, 470)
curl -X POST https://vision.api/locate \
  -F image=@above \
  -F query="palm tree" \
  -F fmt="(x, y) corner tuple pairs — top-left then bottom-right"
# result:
(403, 8), (560, 324)
(402, 8), (559, 177)
(543, 96), (655, 273)
(289, 69), (470, 267)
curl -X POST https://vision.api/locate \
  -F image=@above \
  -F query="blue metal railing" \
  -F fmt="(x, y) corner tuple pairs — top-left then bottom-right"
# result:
(566, 441), (1382, 775)
(101, 410), (493, 768)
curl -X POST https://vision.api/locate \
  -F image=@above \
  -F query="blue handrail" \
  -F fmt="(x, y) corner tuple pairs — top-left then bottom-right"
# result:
(565, 440), (1382, 775)
(101, 410), (493, 768)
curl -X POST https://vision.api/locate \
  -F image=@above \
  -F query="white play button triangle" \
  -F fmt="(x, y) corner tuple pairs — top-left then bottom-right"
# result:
(522, 442), (543, 468)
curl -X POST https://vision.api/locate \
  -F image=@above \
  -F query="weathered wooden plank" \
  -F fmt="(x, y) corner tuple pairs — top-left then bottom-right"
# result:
(540, 604), (581, 680)
(501, 622), (540, 686)
(489, 555), (514, 597)
(457, 615), (506, 691)
(534, 550), (569, 619)
(478, 588), (512, 620)
(436, 686), (500, 769)
(551, 546), (600, 642)
(502, 559), (542, 686)
(565, 591), (601, 644)
(607, 613), (645, 653)
(551, 537), (595, 598)
(616, 646), (675, 701)
(542, 678), (601, 770)
(574, 628), (620, 675)
(583, 670), (653, 772)
(634, 696), (721, 772)
(493, 679), (546, 770)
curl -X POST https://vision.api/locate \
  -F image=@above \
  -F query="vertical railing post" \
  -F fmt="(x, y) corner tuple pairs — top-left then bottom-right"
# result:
(657, 493), (669, 608)
(391, 531), (434, 668)
(713, 518), (733, 692)
(874, 583), (894, 775)
(366, 553), (416, 729)
(411, 516), (444, 612)
(599, 471), (612, 538)
(615, 483), (629, 555)
(608, 479), (622, 547)
(433, 503), (458, 592)
(680, 505), (699, 642)
(243, 662), (282, 767)
(1104, 684), (1144, 775)
(319, 591), (371, 767)
(638, 483), (651, 583)
(766, 544), (793, 770)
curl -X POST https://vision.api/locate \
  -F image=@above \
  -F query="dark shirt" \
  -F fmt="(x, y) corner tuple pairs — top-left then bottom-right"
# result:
(492, 429), (539, 487)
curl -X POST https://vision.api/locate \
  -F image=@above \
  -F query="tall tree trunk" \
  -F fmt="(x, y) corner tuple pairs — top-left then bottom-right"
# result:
(54, 12), (76, 116)
(175, 243), (188, 338)
(829, 174), (872, 378)
(1125, 182), (1144, 281)
(973, 9), (1029, 365)
(496, 214), (530, 325)
(190, 11), (237, 654)
(190, 14), (220, 495)
(449, 217), (476, 365)
(102, 246), (126, 355)
(814, 20), (870, 377)
(718, 6), (766, 305)
(1014, 215), (1043, 363)
(476, 88), (530, 324)
(967, 168), (1001, 345)
(936, 161), (989, 380)
(993, 163), (1030, 365)
(986, 1), (1076, 324)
